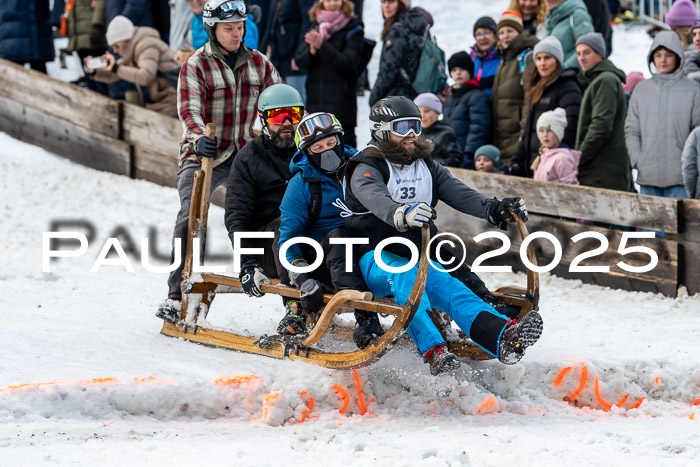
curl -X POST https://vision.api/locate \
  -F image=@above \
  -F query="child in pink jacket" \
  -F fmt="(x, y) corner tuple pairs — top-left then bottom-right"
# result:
(532, 108), (581, 184)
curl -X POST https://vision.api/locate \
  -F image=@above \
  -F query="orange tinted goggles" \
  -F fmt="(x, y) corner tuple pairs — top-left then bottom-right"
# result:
(261, 106), (303, 125)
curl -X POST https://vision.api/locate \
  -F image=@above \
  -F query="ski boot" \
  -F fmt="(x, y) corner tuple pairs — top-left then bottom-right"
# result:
(156, 298), (181, 324)
(352, 310), (385, 349)
(498, 312), (543, 365)
(423, 343), (461, 376)
(484, 296), (522, 320)
(277, 300), (308, 336)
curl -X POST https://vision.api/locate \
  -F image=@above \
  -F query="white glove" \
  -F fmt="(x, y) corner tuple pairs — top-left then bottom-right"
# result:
(393, 202), (437, 232)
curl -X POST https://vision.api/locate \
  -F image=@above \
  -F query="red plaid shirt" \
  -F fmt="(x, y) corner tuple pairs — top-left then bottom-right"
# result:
(177, 41), (282, 166)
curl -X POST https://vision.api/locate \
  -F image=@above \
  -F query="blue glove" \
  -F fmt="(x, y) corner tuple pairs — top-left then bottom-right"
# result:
(196, 134), (217, 158)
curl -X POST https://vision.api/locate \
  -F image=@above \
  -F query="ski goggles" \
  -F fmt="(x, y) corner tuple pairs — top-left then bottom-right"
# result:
(375, 117), (422, 137)
(212, 0), (247, 20)
(260, 106), (303, 125)
(297, 112), (340, 142)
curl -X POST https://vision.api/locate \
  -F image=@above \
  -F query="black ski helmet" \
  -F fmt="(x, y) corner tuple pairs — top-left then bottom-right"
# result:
(369, 96), (422, 143)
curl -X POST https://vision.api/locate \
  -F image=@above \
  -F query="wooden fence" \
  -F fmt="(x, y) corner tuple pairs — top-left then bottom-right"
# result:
(1, 59), (698, 297)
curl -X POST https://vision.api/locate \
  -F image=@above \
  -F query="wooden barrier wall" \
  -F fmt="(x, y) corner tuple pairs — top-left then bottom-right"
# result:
(1, 59), (698, 297)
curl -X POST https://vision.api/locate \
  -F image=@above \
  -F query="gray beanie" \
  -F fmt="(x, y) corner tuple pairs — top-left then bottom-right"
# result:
(475, 145), (501, 166)
(414, 93), (443, 114)
(106, 15), (135, 45)
(576, 32), (606, 58)
(533, 36), (564, 65)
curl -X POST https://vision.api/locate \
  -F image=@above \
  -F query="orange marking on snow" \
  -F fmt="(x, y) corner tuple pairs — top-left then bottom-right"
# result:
(691, 398), (700, 406)
(690, 413), (695, 420)
(333, 385), (350, 414)
(654, 376), (660, 386)
(553, 366), (573, 387)
(261, 392), (282, 424)
(213, 375), (260, 386)
(593, 376), (612, 411)
(352, 370), (368, 415)
(294, 390), (316, 424)
(473, 396), (498, 415)
(568, 365), (588, 401)
(629, 397), (646, 409)
(615, 394), (628, 408)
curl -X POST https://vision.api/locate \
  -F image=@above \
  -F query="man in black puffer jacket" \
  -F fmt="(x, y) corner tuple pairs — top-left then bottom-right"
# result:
(224, 84), (304, 297)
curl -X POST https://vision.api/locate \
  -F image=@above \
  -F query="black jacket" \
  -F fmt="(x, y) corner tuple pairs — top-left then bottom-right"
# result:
(295, 15), (364, 147)
(442, 80), (491, 167)
(369, 8), (428, 106)
(511, 69), (582, 177)
(224, 135), (296, 260)
(423, 119), (463, 168)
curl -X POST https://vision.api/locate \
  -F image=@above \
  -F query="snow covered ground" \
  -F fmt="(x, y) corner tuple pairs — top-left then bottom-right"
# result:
(3, 1), (700, 465)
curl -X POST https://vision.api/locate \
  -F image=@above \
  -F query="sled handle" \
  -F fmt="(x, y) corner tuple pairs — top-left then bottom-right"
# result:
(509, 207), (539, 310)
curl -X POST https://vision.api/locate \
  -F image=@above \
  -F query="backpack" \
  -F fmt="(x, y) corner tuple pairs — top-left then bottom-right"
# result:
(344, 24), (376, 78)
(410, 26), (447, 94)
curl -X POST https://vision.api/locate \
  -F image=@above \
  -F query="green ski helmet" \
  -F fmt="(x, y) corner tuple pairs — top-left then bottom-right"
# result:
(295, 112), (344, 153)
(257, 84), (305, 137)
(295, 112), (347, 174)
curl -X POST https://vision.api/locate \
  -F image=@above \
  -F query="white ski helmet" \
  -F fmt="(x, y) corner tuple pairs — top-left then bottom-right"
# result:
(203, 0), (249, 43)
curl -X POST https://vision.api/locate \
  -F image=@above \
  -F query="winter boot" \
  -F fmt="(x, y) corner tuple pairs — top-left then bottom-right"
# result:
(485, 299), (522, 320)
(423, 343), (461, 376)
(156, 298), (181, 324)
(277, 300), (308, 335)
(352, 310), (385, 349)
(498, 312), (543, 365)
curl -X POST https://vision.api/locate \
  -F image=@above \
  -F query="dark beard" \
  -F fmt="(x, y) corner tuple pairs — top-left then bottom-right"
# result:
(365, 137), (435, 166)
(269, 131), (295, 149)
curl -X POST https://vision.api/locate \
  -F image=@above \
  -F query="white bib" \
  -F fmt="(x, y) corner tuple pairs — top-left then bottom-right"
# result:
(385, 159), (433, 205)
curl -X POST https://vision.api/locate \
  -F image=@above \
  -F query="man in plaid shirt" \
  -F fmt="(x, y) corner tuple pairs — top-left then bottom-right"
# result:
(158, 0), (282, 323)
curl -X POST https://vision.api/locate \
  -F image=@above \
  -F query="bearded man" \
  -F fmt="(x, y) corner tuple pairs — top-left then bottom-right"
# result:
(224, 84), (305, 297)
(341, 96), (543, 375)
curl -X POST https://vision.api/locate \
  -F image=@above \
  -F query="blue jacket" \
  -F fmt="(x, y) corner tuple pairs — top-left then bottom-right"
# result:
(278, 146), (357, 264)
(106, 0), (153, 26)
(245, 15), (259, 51)
(469, 46), (501, 99)
(0, 0), (55, 63)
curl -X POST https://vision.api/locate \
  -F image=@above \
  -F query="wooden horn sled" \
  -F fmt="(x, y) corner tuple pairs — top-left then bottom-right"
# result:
(160, 131), (540, 367)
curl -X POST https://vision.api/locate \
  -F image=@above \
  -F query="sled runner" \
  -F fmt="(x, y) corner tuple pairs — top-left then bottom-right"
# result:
(160, 124), (539, 367)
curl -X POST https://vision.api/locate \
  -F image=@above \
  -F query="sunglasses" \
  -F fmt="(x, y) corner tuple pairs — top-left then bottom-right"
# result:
(214, 0), (247, 20)
(297, 113), (338, 141)
(261, 106), (303, 125)
(375, 117), (422, 137)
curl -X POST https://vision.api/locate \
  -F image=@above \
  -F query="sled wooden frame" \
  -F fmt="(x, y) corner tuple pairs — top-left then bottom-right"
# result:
(160, 124), (539, 367)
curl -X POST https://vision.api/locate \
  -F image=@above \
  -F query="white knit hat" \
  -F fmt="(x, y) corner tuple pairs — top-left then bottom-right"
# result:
(106, 16), (135, 46)
(536, 108), (567, 143)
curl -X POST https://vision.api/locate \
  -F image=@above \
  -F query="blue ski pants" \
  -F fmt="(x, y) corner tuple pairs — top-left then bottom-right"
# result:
(359, 250), (509, 357)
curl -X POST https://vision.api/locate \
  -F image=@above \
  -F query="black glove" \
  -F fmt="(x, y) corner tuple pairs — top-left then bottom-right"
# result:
(89, 24), (104, 47)
(196, 134), (218, 158)
(487, 197), (528, 230)
(299, 278), (330, 314)
(240, 266), (269, 297)
(509, 163), (526, 177)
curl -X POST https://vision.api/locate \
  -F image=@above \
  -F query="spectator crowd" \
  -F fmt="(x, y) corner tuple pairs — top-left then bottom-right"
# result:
(1, 0), (700, 199)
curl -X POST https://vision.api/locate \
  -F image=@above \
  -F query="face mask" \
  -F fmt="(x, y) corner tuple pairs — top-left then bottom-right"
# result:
(309, 144), (345, 173)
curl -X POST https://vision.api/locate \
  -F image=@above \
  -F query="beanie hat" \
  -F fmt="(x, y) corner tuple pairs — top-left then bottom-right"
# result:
(106, 15), (135, 46)
(692, 17), (700, 32)
(537, 108), (567, 143)
(576, 32), (606, 58)
(473, 16), (497, 36)
(498, 10), (524, 33)
(475, 145), (501, 166)
(533, 36), (564, 65)
(665, 0), (698, 27)
(414, 93), (442, 114)
(447, 51), (475, 76)
(622, 71), (645, 94)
